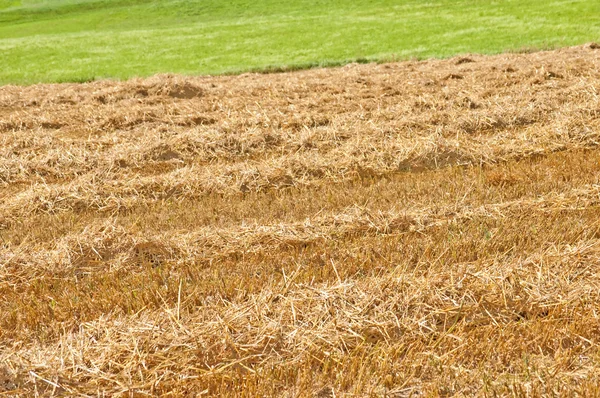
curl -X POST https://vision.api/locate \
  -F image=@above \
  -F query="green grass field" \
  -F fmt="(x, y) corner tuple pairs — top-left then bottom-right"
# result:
(1, 0), (600, 84)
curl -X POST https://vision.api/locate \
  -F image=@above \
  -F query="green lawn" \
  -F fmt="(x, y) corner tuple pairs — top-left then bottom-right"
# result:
(1, 0), (599, 84)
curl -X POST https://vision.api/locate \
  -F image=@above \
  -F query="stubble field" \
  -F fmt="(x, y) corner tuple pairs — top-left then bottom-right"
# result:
(2, 44), (600, 396)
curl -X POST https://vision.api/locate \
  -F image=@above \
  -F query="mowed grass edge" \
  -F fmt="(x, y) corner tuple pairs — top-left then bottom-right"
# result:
(0, 0), (600, 84)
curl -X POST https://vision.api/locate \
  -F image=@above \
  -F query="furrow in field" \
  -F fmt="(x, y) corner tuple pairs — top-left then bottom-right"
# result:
(2, 182), (599, 282)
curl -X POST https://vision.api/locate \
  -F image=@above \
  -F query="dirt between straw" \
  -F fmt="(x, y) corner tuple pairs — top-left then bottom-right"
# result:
(2, 44), (600, 396)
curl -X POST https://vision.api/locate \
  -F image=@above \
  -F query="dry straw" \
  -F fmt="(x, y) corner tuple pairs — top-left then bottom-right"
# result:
(2, 44), (600, 396)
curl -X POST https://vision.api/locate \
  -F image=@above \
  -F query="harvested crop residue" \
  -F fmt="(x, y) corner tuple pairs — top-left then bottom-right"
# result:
(2, 45), (600, 396)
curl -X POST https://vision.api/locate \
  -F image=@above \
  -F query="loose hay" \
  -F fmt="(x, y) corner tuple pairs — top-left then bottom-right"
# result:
(2, 45), (600, 396)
